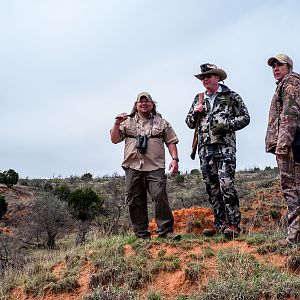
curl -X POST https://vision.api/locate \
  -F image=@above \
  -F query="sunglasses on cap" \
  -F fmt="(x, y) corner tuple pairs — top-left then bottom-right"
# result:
(200, 63), (217, 73)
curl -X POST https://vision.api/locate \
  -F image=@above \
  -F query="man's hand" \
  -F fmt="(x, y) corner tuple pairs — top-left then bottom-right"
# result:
(212, 123), (229, 135)
(194, 92), (204, 113)
(169, 160), (179, 174)
(276, 153), (289, 160)
(114, 113), (128, 125)
(194, 104), (203, 113)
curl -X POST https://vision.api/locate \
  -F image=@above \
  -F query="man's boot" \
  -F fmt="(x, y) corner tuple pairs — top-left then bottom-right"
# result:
(202, 228), (217, 237)
(223, 225), (240, 239)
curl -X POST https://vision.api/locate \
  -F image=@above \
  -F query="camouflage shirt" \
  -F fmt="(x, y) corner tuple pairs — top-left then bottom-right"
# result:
(185, 84), (250, 152)
(265, 72), (300, 155)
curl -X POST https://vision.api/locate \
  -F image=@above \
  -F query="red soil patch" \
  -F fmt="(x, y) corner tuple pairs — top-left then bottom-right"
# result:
(123, 244), (135, 257)
(149, 207), (214, 235)
(143, 269), (196, 298)
(51, 262), (66, 279)
(9, 261), (93, 300)
(140, 239), (293, 299)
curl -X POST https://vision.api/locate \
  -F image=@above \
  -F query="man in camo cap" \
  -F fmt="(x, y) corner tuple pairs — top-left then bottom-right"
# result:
(110, 92), (181, 241)
(266, 54), (300, 246)
(185, 63), (250, 239)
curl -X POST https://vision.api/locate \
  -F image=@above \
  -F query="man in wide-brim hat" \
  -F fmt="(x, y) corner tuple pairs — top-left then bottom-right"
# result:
(186, 63), (250, 239)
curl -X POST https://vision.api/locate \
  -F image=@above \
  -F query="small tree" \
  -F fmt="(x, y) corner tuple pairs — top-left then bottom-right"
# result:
(173, 173), (185, 184)
(53, 184), (71, 201)
(0, 234), (25, 272)
(43, 181), (53, 192)
(67, 188), (103, 221)
(0, 195), (8, 219)
(67, 188), (104, 244)
(190, 169), (200, 176)
(29, 193), (70, 249)
(0, 172), (5, 184)
(81, 173), (93, 181)
(0, 169), (19, 187)
(97, 174), (128, 236)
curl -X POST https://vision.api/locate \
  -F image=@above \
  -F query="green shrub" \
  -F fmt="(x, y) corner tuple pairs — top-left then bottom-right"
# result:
(190, 169), (200, 176)
(0, 172), (6, 184)
(198, 248), (300, 299)
(67, 188), (104, 221)
(0, 169), (19, 187)
(270, 208), (281, 220)
(184, 262), (202, 281)
(81, 173), (93, 181)
(43, 181), (53, 191)
(53, 184), (71, 201)
(173, 173), (185, 184)
(0, 195), (8, 219)
(147, 290), (162, 300)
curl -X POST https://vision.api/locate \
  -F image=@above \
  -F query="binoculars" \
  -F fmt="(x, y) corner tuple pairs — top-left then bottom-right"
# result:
(136, 134), (148, 153)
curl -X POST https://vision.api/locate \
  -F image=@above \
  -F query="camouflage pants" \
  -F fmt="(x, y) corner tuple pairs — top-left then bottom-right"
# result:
(277, 147), (300, 241)
(199, 144), (241, 230)
(124, 168), (174, 238)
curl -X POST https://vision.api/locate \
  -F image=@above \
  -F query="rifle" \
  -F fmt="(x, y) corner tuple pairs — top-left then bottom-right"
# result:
(190, 93), (204, 160)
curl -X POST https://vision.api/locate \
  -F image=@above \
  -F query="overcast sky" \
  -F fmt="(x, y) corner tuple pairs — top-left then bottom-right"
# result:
(1, 0), (299, 179)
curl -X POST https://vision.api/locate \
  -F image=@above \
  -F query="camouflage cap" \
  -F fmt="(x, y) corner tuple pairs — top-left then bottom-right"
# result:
(194, 63), (227, 81)
(267, 54), (293, 69)
(136, 92), (153, 102)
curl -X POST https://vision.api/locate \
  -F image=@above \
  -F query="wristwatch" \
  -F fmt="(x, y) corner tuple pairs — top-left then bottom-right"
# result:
(172, 157), (179, 162)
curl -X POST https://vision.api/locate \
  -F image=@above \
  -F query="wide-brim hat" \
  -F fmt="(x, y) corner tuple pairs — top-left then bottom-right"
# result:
(194, 63), (227, 81)
(267, 54), (293, 69)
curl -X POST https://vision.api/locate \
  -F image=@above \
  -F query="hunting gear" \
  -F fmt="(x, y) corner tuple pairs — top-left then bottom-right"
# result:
(190, 93), (204, 160)
(186, 63), (250, 239)
(266, 54), (300, 246)
(110, 92), (181, 241)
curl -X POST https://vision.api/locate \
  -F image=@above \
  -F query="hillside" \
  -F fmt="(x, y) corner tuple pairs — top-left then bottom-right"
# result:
(0, 169), (300, 300)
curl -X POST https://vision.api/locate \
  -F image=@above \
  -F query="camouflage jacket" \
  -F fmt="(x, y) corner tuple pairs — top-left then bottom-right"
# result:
(265, 72), (300, 155)
(185, 84), (250, 152)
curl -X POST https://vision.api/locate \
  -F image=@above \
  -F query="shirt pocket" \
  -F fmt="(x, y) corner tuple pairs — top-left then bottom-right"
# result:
(150, 126), (164, 138)
(125, 127), (137, 138)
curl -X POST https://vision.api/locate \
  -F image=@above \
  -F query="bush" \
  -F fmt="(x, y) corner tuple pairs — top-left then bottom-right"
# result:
(43, 181), (53, 192)
(67, 188), (104, 221)
(53, 184), (71, 201)
(81, 173), (93, 181)
(173, 173), (185, 184)
(0, 169), (19, 187)
(190, 169), (200, 176)
(0, 173), (6, 184)
(0, 195), (8, 219)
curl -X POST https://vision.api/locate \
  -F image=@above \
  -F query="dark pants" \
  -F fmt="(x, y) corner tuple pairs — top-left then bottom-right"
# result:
(124, 168), (174, 238)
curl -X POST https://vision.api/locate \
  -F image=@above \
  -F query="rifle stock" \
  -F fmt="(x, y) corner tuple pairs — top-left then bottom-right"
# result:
(190, 93), (204, 160)
(190, 128), (198, 160)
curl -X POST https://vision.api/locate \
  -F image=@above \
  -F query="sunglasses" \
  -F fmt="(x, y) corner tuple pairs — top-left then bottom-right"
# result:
(200, 74), (213, 80)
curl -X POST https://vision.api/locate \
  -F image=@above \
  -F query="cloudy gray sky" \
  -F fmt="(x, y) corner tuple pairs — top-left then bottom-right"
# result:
(1, 0), (299, 179)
